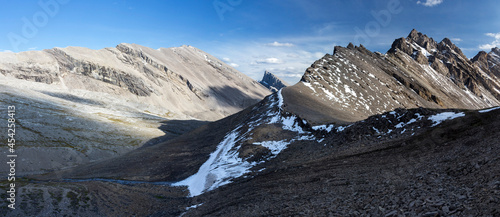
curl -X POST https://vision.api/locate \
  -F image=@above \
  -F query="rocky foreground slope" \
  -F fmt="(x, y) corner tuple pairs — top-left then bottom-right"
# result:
(3, 30), (500, 216)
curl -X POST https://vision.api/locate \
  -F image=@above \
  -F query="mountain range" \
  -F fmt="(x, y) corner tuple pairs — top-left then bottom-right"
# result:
(0, 44), (270, 175)
(286, 29), (499, 124)
(2, 29), (500, 216)
(0, 43), (270, 120)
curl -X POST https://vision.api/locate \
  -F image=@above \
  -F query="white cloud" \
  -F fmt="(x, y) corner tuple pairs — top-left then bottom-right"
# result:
(255, 57), (283, 64)
(0, 50), (14, 53)
(209, 35), (338, 84)
(266, 41), (294, 47)
(221, 57), (240, 68)
(314, 52), (326, 59)
(314, 22), (337, 35)
(277, 73), (303, 78)
(28, 47), (38, 50)
(486, 33), (500, 39)
(450, 38), (462, 42)
(479, 32), (500, 50)
(417, 0), (444, 7)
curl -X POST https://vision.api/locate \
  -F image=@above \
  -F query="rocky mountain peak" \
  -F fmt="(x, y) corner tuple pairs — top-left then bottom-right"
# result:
(407, 28), (420, 39)
(472, 51), (488, 63)
(388, 37), (411, 54)
(259, 70), (289, 92)
(406, 29), (438, 52)
(292, 29), (500, 124)
(440, 37), (453, 46)
(487, 47), (500, 77)
(437, 38), (468, 60)
(388, 29), (438, 57)
(473, 47), (500, 77)
(347, 42), (355, 49)
(385, 30), (495, 97)
(490, 47), (500, 61)
(491, 47), (500, 57)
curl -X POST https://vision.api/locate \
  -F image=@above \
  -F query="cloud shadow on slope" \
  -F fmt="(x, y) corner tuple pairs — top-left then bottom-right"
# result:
(40, 91), (104, 106)
(141, 119), (210, 148)
(208, 85), (265, 109)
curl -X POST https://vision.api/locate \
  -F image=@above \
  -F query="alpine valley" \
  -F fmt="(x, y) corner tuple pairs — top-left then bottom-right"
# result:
(1, 30), (499, 216)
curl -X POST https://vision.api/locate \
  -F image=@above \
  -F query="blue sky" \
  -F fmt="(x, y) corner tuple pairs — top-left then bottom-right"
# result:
(1, 0), (499, 84)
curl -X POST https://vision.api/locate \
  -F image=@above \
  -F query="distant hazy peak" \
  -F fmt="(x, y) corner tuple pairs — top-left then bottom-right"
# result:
(259, 70), (289, 93)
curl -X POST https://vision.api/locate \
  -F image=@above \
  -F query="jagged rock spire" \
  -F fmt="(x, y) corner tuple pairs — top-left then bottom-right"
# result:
(259, 70), (289, 92)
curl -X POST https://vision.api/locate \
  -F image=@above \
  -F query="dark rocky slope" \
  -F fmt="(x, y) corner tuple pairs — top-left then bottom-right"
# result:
(184, 107), (500, 216)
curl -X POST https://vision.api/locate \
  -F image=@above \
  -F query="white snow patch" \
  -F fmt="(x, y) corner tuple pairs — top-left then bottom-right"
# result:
(281, 116), (305, 133)
(312, 124), (334, 133)
(479, 106), (500, 113)
(297, 134), (316, 140)
(254, 140), (289, 155)
(344, 84), (357, 97)
(277, 89), (284, 108)
(428, 112), (465, 127)
(303, 82), (317, 93)
(336, 125), (349, 132)
(172, 130), (256, 197)
(320, 87), (339, 102)
(186, 203), (203, 211)
(268, 114), (280, 124)
(406, 118), (417, 125)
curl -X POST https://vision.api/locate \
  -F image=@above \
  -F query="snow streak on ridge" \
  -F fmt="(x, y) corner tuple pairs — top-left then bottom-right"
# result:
(173, 90), (315, 197)
(172, 127), (256, 197)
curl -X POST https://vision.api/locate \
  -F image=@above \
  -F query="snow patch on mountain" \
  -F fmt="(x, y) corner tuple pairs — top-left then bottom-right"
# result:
(173, 90), (316, 197)
(172, 128), (257, 197)
(395, 113), (424, 128)
(479, 106), (500, 113)
(428, 112), (465, 127)
(312, 124), (335, 132)
(253, 140), (289, 155)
